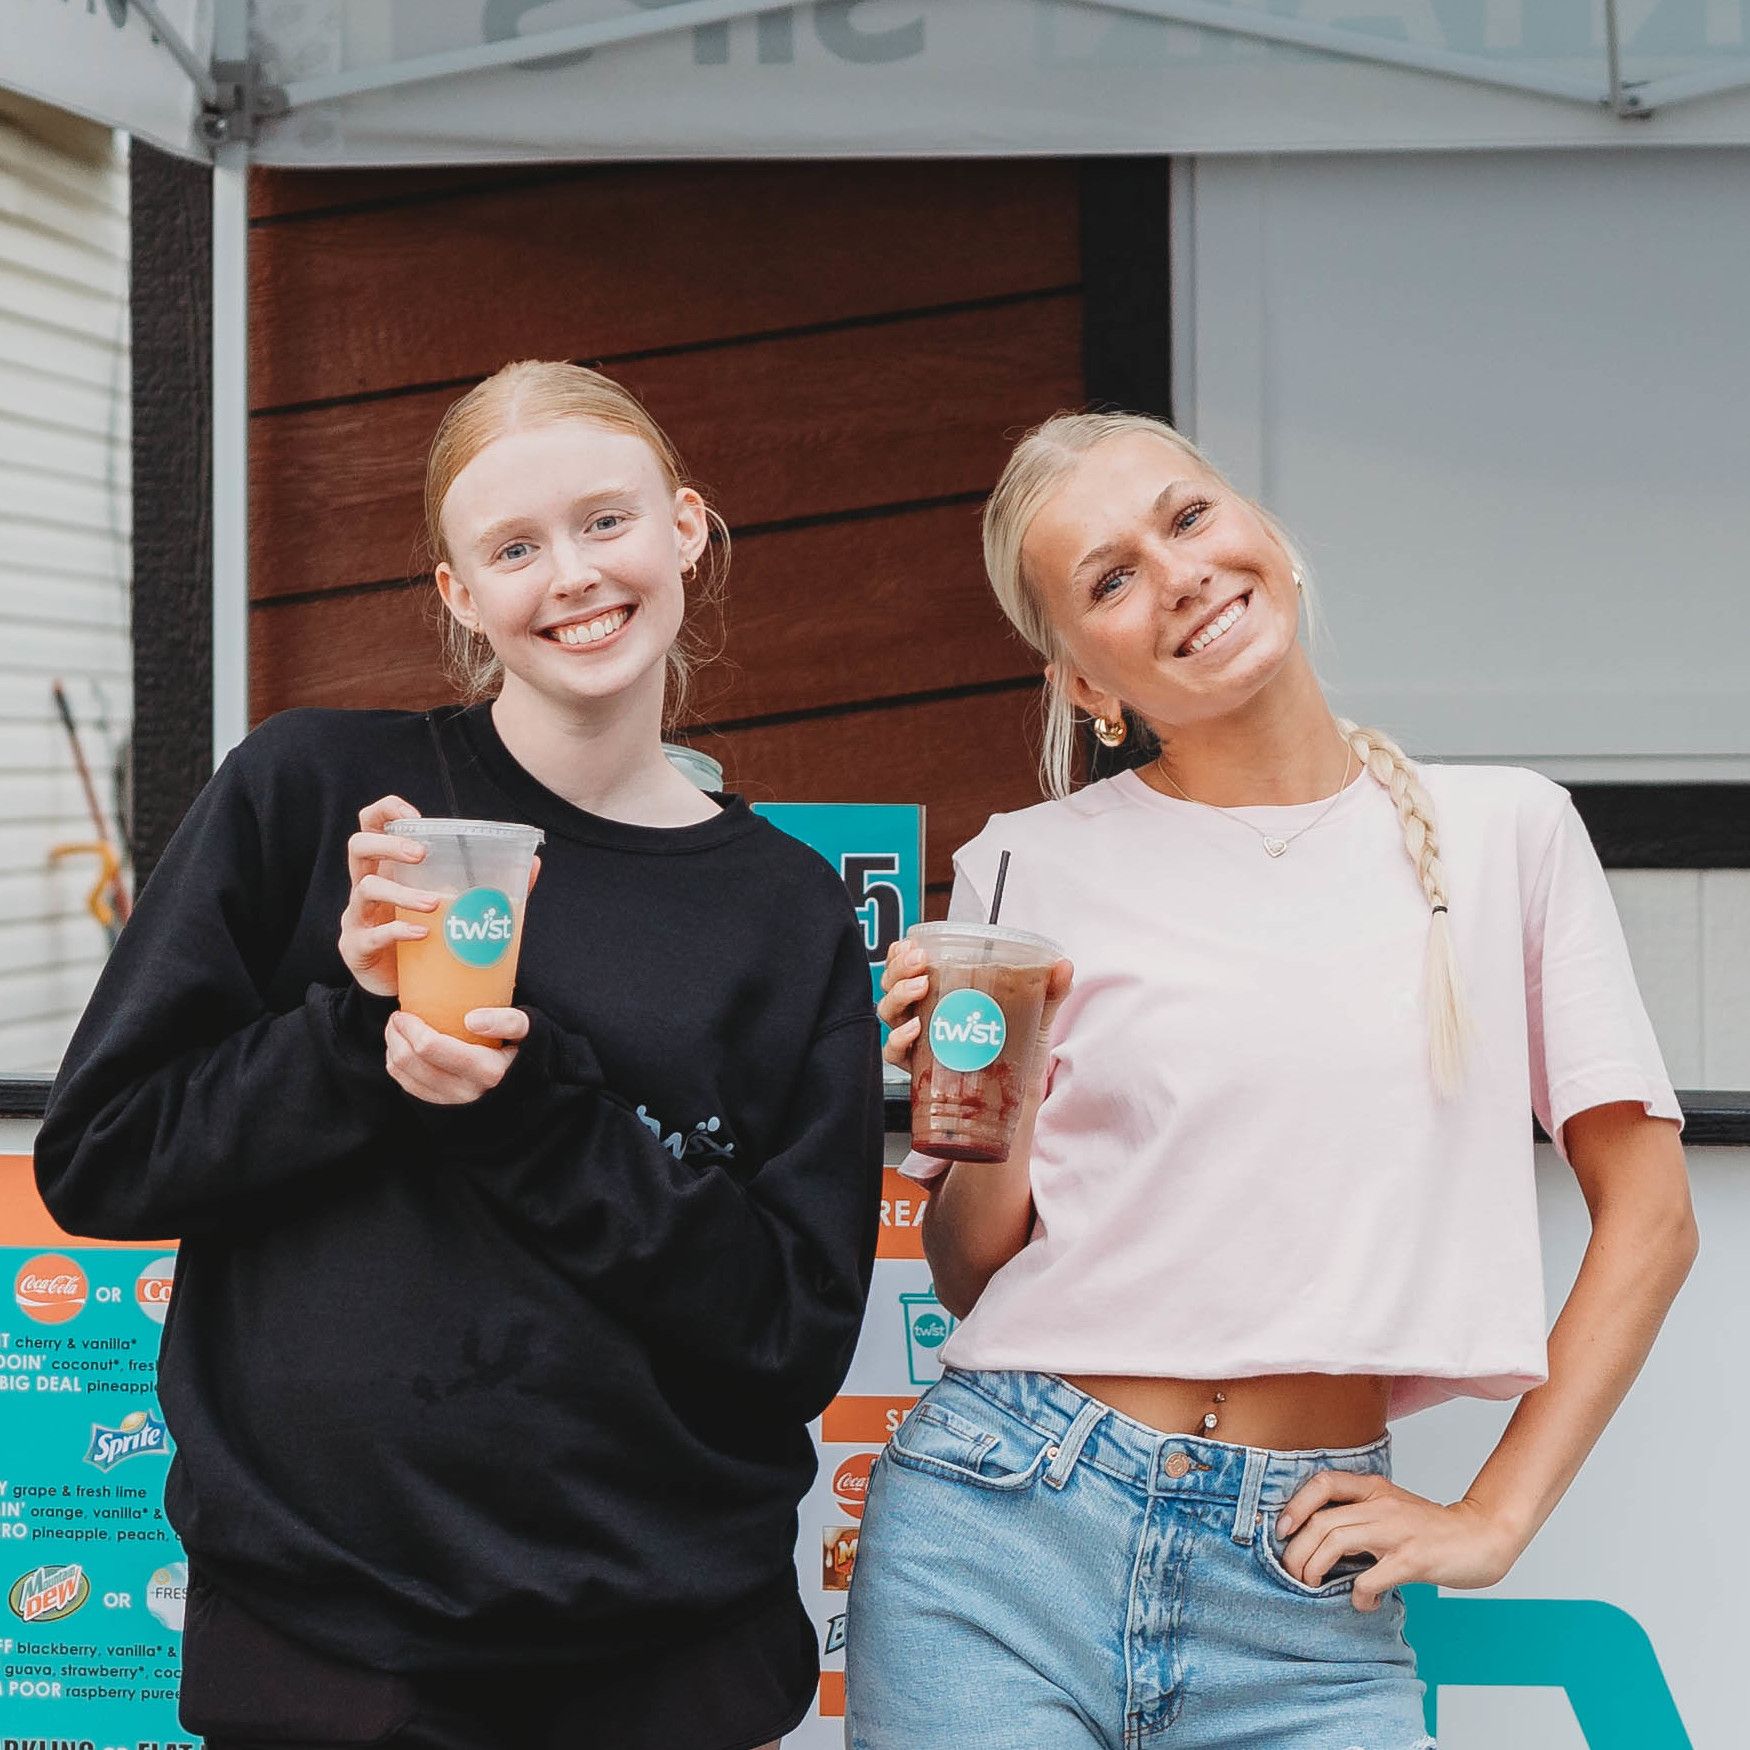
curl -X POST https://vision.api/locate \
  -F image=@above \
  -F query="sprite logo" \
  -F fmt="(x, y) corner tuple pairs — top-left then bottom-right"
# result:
(85, 1408), (170, 1473)
(928, 988), (1006, 1072)
(443, 887), (516, 968)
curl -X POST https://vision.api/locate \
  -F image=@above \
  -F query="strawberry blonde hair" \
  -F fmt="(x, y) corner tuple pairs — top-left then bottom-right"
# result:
(423, 359), (727, 727)
(982, 410), (1468, 1097)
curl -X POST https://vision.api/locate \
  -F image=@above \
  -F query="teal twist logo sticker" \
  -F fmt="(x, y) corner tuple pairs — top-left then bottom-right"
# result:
(443, 887), (516, 968)
(928, 988), (1007, 1072)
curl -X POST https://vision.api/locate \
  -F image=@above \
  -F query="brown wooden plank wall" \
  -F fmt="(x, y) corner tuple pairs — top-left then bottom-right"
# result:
(246, 161), (1089, 904)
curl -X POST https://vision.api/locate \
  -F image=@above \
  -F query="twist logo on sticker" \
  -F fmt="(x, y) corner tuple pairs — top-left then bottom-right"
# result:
(928, 989), (1006, 1072)
(443, 887), (516, 968)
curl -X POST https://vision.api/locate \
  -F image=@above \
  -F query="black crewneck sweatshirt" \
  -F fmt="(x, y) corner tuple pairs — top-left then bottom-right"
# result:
(34, 704), (885, 1670)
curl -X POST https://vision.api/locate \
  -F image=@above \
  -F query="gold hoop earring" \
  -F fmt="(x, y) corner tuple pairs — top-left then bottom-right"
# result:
(1092, 714), (1128, 749)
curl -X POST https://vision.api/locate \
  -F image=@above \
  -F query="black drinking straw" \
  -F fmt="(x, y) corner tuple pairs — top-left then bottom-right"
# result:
(987, 850), (1011, 926)
(425, 710), (478, 885)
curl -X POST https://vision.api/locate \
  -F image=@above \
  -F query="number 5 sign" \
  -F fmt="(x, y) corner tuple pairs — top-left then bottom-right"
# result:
(754, 806), (925, 1011)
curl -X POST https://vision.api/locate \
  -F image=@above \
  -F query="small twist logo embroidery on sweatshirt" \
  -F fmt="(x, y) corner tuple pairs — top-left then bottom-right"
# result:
(636, 1105), (737, 1166)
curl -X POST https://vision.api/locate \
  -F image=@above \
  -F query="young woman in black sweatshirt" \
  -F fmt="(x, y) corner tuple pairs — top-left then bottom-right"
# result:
(34, 361), (887, 1750)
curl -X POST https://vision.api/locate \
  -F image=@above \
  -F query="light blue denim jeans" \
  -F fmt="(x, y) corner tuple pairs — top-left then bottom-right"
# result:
(845, 1369), (1433, 1750)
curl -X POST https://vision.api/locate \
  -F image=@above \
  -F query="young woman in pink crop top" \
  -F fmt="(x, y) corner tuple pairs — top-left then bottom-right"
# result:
(843, 412), (1696, 1750)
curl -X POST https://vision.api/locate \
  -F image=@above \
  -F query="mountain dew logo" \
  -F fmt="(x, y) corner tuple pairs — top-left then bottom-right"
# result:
(929, 988), (1006, 1072)
(443, 887), (516, 968)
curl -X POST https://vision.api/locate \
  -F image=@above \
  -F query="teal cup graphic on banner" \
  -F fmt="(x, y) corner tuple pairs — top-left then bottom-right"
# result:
(901, 1288), (957, 1386)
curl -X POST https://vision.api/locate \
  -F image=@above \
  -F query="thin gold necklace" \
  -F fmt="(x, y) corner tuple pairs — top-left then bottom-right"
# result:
(1153, 743), (1357, 859)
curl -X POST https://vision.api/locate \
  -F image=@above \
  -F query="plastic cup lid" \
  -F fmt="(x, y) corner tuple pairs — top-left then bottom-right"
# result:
(907, 920), (1061, 959)
(385, 817), (544, 845)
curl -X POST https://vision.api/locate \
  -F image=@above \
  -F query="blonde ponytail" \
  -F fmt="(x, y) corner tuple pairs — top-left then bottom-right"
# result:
(1338, 718), (1470, 1097)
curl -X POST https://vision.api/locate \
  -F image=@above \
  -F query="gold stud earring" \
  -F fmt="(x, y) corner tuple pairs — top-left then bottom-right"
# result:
(1293, 568), (1305, 594)
(1092, 714), (1129, 749)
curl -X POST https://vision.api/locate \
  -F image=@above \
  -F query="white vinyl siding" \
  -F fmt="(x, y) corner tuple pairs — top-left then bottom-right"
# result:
(0, 99), (129, 1076)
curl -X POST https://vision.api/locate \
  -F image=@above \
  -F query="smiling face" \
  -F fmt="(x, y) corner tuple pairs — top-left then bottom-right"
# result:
(1023, 431), (1303, 735)
(434, 418), (706, 720)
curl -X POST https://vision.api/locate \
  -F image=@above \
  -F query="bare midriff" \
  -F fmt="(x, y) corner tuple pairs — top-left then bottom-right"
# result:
(1061, 1372), (1392, 1452)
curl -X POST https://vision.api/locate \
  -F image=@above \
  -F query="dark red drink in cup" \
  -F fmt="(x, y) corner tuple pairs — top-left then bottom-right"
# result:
(908, 921), (1062, 1164)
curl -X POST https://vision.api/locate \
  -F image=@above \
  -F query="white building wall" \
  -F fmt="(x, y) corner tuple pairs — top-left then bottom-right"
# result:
(0, 96), (130, 1075)
(1177, 148), (1750, 1089)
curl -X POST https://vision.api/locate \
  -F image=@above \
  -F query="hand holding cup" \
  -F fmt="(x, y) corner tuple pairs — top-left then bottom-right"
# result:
(880, 939), (1073, 1072)
(385, 1006), (528, 1105)
(340, 796), (433, 998)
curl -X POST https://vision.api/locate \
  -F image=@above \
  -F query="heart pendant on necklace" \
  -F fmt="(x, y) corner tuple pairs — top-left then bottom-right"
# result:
(1262, 836), (1289, 858)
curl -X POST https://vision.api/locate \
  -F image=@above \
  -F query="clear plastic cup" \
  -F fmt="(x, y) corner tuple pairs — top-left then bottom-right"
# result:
(385, 819), (543, 1044)
(906, 920), (1062, 1164)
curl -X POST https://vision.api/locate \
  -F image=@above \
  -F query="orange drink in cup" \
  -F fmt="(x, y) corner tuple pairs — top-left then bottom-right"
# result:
(385, 819), (543, 1045)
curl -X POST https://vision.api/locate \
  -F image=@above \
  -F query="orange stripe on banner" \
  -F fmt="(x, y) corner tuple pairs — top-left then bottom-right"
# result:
(822, 1394), (917, 1444)
(0, 1155), (176, 1251)
(818, 1671), (846, 1717)
(876, 1168), (928, 1260)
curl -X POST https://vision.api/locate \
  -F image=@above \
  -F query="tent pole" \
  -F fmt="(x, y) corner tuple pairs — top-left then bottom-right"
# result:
(1633, 63), (1750, 110)
(211, 1), (251, 763)
(1601, 0), (1649, 118)
(211, 142), (249, 763)
(129, 0), (221, 107)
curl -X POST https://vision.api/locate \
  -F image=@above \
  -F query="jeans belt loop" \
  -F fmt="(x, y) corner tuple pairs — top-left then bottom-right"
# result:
(1232, 1447), (1269, 1545)
(1044, 1399), (1106, 1490)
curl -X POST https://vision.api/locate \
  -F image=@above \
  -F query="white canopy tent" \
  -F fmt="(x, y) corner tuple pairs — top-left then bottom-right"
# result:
(5, 0), (1750, 756)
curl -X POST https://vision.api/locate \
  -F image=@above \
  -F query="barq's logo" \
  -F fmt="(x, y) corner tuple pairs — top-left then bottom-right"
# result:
(928, 990), (1007, 1073)
(443, 887), (516, 969)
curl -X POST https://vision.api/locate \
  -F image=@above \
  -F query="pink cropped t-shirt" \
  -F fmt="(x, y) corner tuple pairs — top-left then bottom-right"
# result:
(902, 763), (1682, 1417)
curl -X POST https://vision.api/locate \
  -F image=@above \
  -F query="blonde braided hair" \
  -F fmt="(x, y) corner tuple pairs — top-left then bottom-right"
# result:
(1337, 717), (1470, 1096)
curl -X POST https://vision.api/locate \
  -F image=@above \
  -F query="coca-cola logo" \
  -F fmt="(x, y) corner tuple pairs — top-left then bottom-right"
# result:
(136, 1255), (176, 1326)
(14, 1253), (88, 1325)
(832, 1452), (877, 1521)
